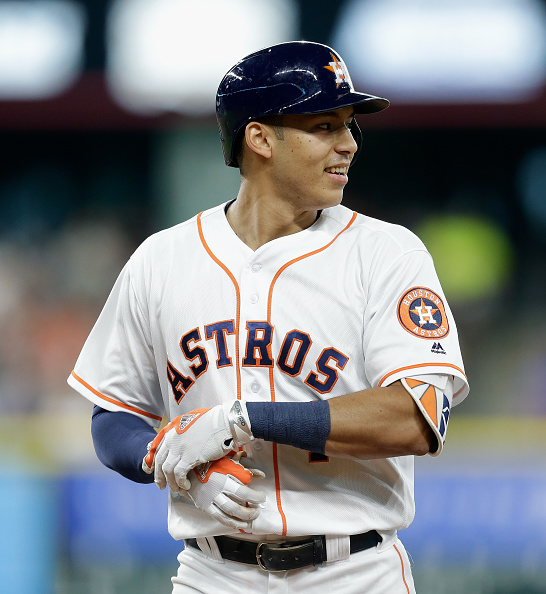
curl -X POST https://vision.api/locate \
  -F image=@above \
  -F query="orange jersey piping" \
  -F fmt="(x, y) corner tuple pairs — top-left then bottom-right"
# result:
(271, 443), (288, 534)
(70, 370), (163, 421)
(266, 212), (358, 326)
(378, 363), (467, 387)
(197, 212), (242, 400)
(266, 211), (358, 535)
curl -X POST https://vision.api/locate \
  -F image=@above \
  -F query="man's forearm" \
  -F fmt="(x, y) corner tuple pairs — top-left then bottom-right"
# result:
(326, 381), (435, 459)
(247, 381), (435, 460)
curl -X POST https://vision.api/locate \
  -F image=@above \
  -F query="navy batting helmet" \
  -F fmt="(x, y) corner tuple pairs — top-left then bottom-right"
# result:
(216, 41), (389, 168)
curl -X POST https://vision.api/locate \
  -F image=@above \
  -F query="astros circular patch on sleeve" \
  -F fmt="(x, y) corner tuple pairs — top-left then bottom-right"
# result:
(397, 287), (450, 340)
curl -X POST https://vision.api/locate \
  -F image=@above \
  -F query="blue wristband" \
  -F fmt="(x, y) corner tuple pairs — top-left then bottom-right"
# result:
(246, 400), (331, 455)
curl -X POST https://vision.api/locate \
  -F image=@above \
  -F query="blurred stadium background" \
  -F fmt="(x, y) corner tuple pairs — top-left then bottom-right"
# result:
(0, 0), (545, 592)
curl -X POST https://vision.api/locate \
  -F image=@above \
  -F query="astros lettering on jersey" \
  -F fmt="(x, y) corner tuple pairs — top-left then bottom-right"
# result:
(69, 202), (469, 542)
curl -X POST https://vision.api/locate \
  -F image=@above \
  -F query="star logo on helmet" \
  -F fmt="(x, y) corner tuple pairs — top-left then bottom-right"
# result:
(324, 53), (348, 87)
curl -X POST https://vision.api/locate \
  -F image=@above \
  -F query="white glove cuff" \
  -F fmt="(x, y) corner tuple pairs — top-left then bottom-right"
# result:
(225, 400), (254, 446)
(142, 440), (154, 474)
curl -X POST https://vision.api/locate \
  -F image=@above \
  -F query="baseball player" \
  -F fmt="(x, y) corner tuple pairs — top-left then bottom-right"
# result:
(68, 41), (469, 593)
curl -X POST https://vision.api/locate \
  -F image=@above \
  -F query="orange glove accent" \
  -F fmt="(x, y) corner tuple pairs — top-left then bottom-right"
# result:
(142, 409), (211, 472)
(188, 455), (265, 530)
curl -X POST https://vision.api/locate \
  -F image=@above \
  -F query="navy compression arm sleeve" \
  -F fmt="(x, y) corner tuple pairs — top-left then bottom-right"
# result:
(246, 400), (331, 455)
(91, 406), (157, 484)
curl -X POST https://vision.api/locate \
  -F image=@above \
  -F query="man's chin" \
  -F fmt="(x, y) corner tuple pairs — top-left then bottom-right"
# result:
(322, 192), (344, 209)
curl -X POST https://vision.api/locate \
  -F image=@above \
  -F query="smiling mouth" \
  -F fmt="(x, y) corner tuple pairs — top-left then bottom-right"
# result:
(324, 166), (349, 175)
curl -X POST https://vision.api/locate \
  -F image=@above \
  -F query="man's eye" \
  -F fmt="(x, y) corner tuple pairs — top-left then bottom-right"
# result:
(318, 123), (331, 130)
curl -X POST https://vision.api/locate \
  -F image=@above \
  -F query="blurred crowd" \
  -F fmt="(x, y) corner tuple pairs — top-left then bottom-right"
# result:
(0, 215), (133, 413)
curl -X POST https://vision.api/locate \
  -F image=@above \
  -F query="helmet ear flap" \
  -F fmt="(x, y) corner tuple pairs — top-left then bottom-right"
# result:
(349, 119), (363, 167)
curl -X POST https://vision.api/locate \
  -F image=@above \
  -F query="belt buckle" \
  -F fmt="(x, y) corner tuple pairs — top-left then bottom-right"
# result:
(256, 541), (287, 573)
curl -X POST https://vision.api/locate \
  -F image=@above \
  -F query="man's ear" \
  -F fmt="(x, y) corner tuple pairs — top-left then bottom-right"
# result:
(244, 121), (274, 160)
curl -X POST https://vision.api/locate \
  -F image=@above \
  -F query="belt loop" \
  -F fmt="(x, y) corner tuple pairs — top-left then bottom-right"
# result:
(325, 535), (351, 564)
(313, 536), (326, 566)
(196, 537), (224, 563)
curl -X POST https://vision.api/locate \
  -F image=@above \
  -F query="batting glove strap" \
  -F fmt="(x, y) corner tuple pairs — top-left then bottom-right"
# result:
(226, 400), (254, 446)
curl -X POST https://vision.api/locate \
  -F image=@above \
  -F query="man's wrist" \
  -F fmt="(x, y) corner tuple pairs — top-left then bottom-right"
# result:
(245, 400), (331, 454)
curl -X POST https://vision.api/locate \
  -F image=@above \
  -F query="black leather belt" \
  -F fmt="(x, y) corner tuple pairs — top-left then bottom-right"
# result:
(185, 531), (381, 572)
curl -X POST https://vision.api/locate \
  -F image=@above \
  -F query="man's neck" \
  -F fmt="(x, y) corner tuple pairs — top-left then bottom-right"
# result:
(226, 186), (319, 251)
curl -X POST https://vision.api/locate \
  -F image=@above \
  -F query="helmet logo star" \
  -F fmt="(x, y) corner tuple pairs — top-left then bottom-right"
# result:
(324, 53), (347, 87)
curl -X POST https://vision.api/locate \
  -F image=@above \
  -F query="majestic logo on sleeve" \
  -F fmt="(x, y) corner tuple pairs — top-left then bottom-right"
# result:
(397, 287), (450, 340)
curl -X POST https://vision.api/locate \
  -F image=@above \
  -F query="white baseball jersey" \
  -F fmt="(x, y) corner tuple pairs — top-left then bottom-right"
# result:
(68, 202), (469, 542)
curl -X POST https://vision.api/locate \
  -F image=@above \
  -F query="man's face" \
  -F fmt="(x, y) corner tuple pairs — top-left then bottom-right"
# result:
(267, 106), (358, 212)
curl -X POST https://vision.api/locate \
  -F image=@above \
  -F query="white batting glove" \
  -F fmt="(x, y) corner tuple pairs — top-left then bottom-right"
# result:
(142, 400), (253, 492)
(186, 455), (265, 530)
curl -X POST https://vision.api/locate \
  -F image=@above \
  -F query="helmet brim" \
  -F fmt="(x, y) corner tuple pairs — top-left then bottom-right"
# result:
(286, 90), (390, 116)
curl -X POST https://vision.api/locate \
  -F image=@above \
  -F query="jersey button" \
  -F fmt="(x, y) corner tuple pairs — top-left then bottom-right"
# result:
(250, 294), (259, 304)
(251, 382), (260, 393)
(251, 263), (262, 272)
(253, 440), (263, 451)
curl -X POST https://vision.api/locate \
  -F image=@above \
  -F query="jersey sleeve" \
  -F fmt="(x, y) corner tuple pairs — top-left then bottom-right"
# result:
(363, 247), (469, 406)
(67, 256), (164, 427)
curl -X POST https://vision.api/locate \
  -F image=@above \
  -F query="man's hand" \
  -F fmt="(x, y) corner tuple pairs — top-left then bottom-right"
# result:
(142, 401), (253, 492)
(186, 455), (265, 530)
